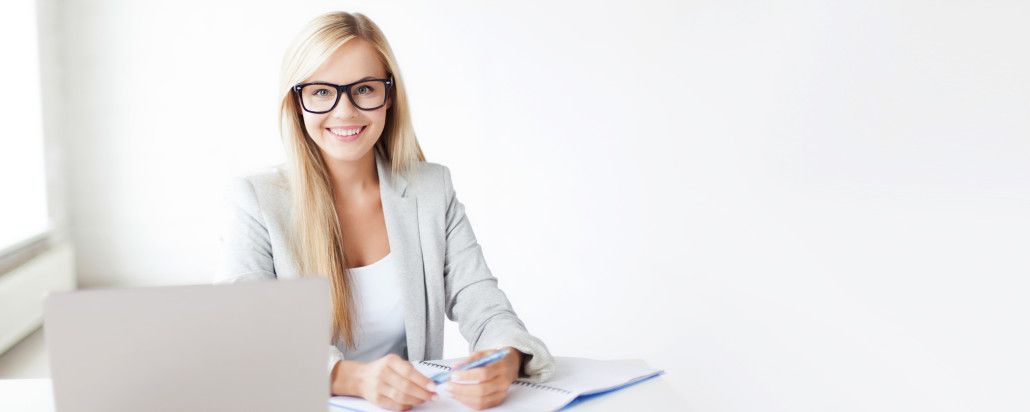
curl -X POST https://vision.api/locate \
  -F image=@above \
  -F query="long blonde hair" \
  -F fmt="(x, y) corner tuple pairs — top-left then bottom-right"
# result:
(278, 11), (425, 349)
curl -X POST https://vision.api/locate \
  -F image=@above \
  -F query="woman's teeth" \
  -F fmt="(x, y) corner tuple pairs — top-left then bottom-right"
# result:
(329, 127), (362, 136)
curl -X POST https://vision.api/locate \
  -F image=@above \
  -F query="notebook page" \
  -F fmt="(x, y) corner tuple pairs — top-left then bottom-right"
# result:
(328, 359), (576, 411)
(328, 357), (663, 411)
(328, 361), (463, 411)
(541, 357), (664, 395)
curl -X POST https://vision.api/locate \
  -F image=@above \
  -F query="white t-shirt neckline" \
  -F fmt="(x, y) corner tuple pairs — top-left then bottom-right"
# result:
(339, 251), (407, 362)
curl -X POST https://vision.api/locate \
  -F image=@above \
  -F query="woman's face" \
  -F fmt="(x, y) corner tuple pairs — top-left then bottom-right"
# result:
(299, 39), (391, 163)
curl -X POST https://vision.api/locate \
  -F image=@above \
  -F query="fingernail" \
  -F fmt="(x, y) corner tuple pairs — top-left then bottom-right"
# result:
(450, 375), (479, 384)
(426, 383), (437, 392)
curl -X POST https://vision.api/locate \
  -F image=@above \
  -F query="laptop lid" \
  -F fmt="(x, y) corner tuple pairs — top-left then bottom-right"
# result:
(43, 278), (329, 412)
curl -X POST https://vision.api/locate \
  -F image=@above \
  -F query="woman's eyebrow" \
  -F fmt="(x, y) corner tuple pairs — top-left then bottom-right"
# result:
(309, 75), (380, 84)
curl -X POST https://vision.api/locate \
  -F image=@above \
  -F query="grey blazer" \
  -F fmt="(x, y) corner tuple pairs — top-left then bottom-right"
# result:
(216, 150), (554, 383)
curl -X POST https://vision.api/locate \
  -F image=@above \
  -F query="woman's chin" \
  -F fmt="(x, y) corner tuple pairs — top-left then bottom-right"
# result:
(312, 132), (379, 163)
(319, 146), (374, 164)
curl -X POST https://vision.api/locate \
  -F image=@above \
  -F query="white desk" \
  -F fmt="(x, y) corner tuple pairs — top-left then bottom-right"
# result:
(0, 376), (683, 411)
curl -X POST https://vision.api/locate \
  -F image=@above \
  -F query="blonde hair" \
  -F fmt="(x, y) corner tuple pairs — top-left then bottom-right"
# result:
(278, 11), (425, 349)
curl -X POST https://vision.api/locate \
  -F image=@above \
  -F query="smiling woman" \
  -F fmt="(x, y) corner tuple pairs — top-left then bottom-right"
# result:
(217, 11), (554, 412)
(290, 40), (398, 162)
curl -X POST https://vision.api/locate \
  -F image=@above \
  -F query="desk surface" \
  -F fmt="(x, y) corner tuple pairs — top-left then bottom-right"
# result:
(0, 375), (683, 411)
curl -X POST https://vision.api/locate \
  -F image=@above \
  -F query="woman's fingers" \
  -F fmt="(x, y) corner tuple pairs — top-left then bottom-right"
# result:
(383, 362), (435, 403)
(386, 355), (436, 390)
(451, 360), (502, 384)
(451, 349), (491, 369)
(381, 379), (432, 407)
(449, 383), (509, 410)
(445, 373), (507, 398)
(359, 354), (441, 411)
(453, 348), (517, 384)
(368, 393), (415, 412)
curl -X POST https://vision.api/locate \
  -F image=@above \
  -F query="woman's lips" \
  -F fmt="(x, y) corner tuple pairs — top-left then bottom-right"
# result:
(327, 126), (365, 142)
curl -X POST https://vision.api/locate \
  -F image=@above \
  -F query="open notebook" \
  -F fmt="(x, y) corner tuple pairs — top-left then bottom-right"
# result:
(328, 356), (665, 411)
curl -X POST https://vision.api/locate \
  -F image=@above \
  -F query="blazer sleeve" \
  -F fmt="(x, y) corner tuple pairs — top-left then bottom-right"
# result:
(440, 166), (556, 383)
(215, 177), (276, 283)
(215, 176), (342, 373)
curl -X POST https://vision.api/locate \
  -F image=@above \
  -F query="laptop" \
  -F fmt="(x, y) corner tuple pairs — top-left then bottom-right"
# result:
(43, 278), (330, 412)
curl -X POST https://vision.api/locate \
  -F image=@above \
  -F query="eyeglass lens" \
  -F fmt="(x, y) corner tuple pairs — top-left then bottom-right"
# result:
(300, 80), (388, 112)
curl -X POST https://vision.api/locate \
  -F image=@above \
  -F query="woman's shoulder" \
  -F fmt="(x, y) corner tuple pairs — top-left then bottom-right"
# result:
(400, 160), (454, 194)
(224, 164), (290, 208)
(224, 160), (455, 202)
(243, 165), (290, 190)
(405, 159), (448, 179)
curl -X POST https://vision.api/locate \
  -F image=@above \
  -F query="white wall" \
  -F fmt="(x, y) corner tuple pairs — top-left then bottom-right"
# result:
(44, 0), (1029, 410)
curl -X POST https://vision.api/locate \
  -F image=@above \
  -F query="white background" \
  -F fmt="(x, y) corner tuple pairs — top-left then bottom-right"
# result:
(27, 0), (1030, 410)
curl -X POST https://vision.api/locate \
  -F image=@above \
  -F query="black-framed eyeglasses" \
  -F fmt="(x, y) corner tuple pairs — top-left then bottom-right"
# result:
(293, 75), (394, 113)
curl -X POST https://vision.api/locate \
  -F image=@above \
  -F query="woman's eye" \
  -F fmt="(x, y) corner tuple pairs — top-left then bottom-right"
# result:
(306, 87), (331, 98)
(356, 85), (374, 95)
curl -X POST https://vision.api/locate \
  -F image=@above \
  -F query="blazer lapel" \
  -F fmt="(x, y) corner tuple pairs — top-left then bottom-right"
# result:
(375, 151), (427, 361)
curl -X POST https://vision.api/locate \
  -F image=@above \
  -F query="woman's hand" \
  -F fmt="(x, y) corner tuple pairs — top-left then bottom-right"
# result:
(332, 353), (438, 411)
(441, 347), (524, 410)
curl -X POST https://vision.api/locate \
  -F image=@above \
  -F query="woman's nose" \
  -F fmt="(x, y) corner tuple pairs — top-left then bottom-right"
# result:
(330, 96), (360, 118)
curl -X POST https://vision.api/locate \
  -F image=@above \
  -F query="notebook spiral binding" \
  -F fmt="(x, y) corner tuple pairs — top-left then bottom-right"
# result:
(511, 381), (572, 394)
(418, 361), (572, 395)
(418, 360), (452, 371)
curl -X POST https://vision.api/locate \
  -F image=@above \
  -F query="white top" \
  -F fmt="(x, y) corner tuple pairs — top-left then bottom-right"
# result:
(337, 251), (407, 362)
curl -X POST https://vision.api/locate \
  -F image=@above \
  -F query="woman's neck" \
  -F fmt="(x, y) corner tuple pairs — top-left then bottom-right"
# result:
(325, 151), (379, 200)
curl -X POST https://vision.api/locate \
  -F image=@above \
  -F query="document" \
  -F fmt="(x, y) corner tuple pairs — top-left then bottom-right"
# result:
(328, 356), (665, 411)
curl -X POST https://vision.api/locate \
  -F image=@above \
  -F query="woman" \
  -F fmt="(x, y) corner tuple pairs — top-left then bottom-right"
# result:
(217, 11), (555, 411)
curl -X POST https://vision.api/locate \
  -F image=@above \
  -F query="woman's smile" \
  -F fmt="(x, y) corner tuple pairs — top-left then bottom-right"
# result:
(327, 125), (366, 142)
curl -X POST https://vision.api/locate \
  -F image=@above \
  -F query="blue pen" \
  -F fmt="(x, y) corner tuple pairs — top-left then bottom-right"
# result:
(430, 348), (511, 384)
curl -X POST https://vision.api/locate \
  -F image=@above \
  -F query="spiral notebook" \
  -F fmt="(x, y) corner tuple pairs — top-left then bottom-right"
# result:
(328, 356), (665, 411)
